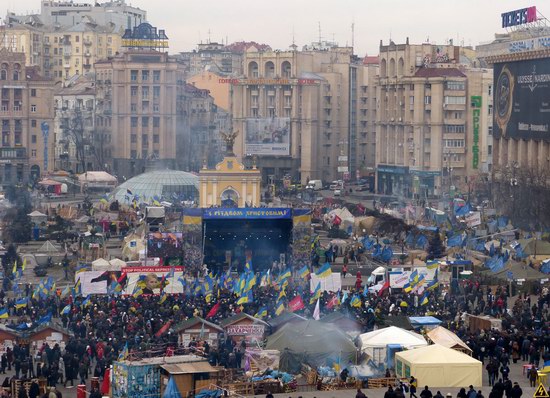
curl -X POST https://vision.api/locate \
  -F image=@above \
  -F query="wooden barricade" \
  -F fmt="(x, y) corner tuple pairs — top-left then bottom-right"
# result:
(367, 377), (397, 389)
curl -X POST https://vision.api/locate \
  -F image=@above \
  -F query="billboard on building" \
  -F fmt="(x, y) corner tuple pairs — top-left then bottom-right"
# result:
(493, 59), (550, 140)
(245, 117), (290, 156)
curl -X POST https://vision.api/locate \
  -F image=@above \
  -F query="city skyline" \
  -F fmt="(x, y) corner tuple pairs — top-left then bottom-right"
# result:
(4, 0), (549, 56)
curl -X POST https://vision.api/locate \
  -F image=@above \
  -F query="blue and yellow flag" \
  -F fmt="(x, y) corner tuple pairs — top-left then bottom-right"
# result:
(426, 261), (439, 270)
(298, 265), (310, 279)
(350, 294), (362, 308)
(316, 262), (332, 278)
(403, 281), (412, 293)
(81, 296), (92, 308)
(159, 289), (167, 304)
(275, 300), (285, 316)
(61, 304), (71, 315)
(15, 298), (28, 309)
(0, 308), (8, 319)
(118, 342), (129, 361)
(255, 306), (268, 319)
(420, 292), (429, 306)
(309, 282), (321, 304)
(245, 274), (256, 292)
(74, 278), (82, 296)
(278, 287), (286, 301)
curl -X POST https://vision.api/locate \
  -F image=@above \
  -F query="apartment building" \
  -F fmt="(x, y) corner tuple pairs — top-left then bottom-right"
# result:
(6, 0), (146, 32)
(230, 45), (378, 185)
(54, 75), (100, 173)
(94, 50), (187, 178)
(179, 41), (271, 77)
(375, 39), (492, 198)
(2, 0), (146, 82)
(0, 49), (56, 188)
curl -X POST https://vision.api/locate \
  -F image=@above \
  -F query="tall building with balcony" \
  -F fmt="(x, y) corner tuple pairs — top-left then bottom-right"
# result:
(2, 0), (146, 82)
(54, 75), (100, 173)
(0, 49), (55, 187)
(230, 45), (378, 185)
(375, 39), (492, 198)
(94, 50), (187, 178)
(6, 0), (146, 33)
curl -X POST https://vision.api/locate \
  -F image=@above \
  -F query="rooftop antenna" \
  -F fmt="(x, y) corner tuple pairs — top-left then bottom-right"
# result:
(207, 28), (211, 44)
(318, 21), (322, 44)
(351, 21), (355, 51)
(292, 25), (295, 46)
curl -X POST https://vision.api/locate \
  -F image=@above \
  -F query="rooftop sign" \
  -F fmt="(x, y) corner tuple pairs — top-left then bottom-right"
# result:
(501, 6), (537, 28)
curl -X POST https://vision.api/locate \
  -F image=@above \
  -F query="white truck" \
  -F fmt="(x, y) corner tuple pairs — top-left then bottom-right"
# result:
(306, 180), (323, 191)
(367, 264), (440, 293)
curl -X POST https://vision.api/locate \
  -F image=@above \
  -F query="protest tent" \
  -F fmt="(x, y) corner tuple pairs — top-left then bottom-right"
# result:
(359, 326), (427, 367)
(408, 316), (442, 330)
(426, 326), (472, 355)
(109, 258), (127, 271)
(266, 319), (357, 373)
(395, 344), (482, 387)
(91, 258), (111, 271)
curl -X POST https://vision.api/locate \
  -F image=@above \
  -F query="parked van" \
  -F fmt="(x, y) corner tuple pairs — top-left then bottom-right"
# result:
(306, 180), (323, 191)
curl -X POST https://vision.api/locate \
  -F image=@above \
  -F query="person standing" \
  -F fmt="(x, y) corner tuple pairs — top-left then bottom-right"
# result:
(420, 386), (433, 398)
(409, 376), (418, 398)
(510, 382), (522, 398)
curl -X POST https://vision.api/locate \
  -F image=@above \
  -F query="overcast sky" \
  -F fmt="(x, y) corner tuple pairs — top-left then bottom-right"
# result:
(5, 0), (548, 55)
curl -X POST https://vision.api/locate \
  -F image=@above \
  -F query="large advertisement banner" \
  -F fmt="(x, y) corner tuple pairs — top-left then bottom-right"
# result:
(245, 117), (290, 156)
(494, 59), (550, 140)
(78, 266), (185, 295)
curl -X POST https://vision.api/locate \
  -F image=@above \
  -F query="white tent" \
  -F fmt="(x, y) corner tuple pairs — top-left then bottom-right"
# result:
(426, 326), (472, 355)
(28, 210), (47, 224)
(395, 344), (482, 387)
(37, 241), (62, 253)
(327, 207), (355, 230)
(359, 326), (427, 365)
(109, 258), (127, 271)
(91, 258), (111, 271)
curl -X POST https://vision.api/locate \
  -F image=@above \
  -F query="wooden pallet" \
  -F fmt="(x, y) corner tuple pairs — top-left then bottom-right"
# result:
(367, 377), (397, 389)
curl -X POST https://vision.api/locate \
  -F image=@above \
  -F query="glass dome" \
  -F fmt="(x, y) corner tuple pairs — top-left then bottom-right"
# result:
(110, 169), (199, 203)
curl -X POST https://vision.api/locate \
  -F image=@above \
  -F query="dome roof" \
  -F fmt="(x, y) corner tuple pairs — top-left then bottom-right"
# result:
(110, 169), (199, 203)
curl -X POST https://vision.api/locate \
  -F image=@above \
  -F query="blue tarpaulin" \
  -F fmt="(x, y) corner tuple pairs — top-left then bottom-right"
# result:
(162, 377), (182, 398)
(409, 316), (442, 329)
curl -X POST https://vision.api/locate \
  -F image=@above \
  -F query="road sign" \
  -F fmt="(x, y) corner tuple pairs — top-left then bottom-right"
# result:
(534, 383), (549, 398)
(506, 271), (513, 280)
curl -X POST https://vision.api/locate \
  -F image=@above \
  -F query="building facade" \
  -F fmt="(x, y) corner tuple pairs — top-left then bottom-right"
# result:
(2, 0), (147, 82)
(6, 0), (146, 33)
(0, 49), (55, 188)
(229, 46), (378, 185)
(375, 40), (492, 198)
(94, 50), (187, 178)
(54, 75), (100, 173)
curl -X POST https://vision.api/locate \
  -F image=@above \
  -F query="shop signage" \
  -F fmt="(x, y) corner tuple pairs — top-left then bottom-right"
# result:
(501, 6), (537, 28)
(121, 23), (169, 49)
(202, 208), (292, 219)
(471, 96), (481, 169)
(226, 324), (265, 336)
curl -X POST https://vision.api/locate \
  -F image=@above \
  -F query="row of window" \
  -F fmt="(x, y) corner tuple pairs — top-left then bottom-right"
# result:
(131, 86), (161, 97)
(444, 125), (466, 133)
(130, 134), (160, 144)
(130, 117), (161, 128)
(444, 139), (465, 148)
(444, 96), (466, 105)
(445, 81), (466, 91)
(130, 70), (162, 82)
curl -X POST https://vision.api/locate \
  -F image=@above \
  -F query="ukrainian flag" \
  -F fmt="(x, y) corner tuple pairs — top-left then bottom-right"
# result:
(237, 292), (253, 305)
(245, 274), (256, 292)
(74, 278), (82, 296)
(0, 308), (8, 319)
(426, 261), (439, 270)
(298, 266), (310, 279)
(316, 262), (332, 278)
(403, 281), (412, 293)
(309, 282), (321, 304)
(350, 294), (361, 308)
(159, 290), (167, 304)
(409, 270), (419, 287)
(278, 287), (286, 301)
(61, 304), (71, 315)
(255, 306), (268, 319)
(420, 292), (429, 306)
(416, 274), (425, 287)
(427, 279), (440, 291)
(15, 298), (28, 309)
(118, 343), (129, 361)
(275, 300), (285, 316)
(279, 269), (291, 280)
(81, 296), (92, 308)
